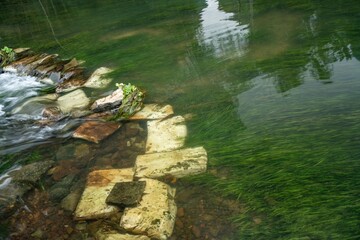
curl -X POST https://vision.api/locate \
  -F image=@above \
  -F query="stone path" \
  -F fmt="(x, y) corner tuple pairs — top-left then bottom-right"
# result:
(1, 48), (209, 239)
(74, 104), (208, 239)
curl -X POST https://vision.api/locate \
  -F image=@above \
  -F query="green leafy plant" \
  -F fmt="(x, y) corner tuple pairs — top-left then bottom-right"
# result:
(112, 83), (144, 120)
(0, 46), (15, 67)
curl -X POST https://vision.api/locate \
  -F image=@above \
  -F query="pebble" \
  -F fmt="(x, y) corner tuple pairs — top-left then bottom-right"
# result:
(175, 219), (184, 228)
(191, 225), (201, 238)
(177, 207), (185, 217)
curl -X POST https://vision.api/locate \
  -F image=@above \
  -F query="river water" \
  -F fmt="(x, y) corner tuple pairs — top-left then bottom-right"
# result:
(1, 0), (360, 239)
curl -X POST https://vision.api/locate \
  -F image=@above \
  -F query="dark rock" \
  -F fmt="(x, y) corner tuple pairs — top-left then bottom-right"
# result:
(60, 189), (82, 212)
(106, 181), (146, 207)
(73, 121), (121, 143)
(49, 187), (69, 202)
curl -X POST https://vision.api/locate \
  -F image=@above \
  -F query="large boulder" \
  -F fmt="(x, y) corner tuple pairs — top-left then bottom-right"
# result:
(134, 147), (208, 179)
(120, 178), (177, 240)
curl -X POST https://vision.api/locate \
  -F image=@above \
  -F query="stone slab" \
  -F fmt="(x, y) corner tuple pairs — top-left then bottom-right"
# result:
(57, 89), (90, 114)
(129, 104), (173, 120)
(96, 230), (150, 240)
(120, 178), (176, 240)
(74, 168), (134, 220)
(106, 181), (146, 207)
(73, 121), (121, 143)
(146, 116), (187, 153)
(135, 147), (208, 179)
(84, 67), (113, 89)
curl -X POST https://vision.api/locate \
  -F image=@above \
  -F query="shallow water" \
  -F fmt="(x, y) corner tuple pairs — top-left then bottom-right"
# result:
(1, 0), (360, 239)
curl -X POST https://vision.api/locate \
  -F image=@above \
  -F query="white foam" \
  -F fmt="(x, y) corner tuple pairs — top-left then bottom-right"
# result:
(0, 72), (45, 113)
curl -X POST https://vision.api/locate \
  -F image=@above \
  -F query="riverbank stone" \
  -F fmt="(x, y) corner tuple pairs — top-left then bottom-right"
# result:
(129, 104), (173, 120)
(146, 116), (187, 153)
(57, 89), (90, 114)
(73, 121), (121, 143)
(120, 178), (176, 240)
(134, 147), (208, 179)
(84, 67), (113, 89)
(74, 168), (134, 220)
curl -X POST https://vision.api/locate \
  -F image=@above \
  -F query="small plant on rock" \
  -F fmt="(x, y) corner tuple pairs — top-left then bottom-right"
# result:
(114, 83), (144, 120)
(0, 46), (15, 67)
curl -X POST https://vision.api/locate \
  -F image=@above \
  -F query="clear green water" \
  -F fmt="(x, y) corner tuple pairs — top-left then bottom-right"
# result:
(1, 0), (360, 239)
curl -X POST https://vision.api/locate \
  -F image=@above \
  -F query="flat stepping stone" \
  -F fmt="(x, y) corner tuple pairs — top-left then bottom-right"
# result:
(84, 67), (113, 89)
(106, 181), (146, 207)
(146, 116), (187, 153)
(135, 147), (208, 179)
(73, 121), (121, 143)
(96, 229), (150, 240)
(129, 104), (173, 120)
(120, 178), (177, 240)
(74, 168), (134, 220)
(97, 233), (150, 240)
(57, 89), (90, 114)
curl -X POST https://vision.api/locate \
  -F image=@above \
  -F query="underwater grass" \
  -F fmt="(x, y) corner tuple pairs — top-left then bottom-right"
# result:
(1, 0), (360, 239)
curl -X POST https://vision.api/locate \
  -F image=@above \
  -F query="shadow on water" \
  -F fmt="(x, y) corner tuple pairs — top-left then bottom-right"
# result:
(1, 0), (360, 239)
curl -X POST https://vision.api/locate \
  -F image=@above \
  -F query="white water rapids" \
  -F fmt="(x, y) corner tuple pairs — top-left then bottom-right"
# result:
(0, 72), (73, 155)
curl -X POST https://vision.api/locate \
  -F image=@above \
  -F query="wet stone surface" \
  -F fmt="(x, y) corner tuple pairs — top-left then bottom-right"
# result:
(106, 181), (146, 207)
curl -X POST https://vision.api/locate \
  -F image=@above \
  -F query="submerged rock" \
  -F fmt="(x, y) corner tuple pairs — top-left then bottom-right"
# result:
(129, 104), (174, 120)
(106, 181), (146, 207)
(73, 121), (121, 143)
(120, 178), (177, 240)
(11, 93), (59, 115)
(146, 116), (187, 153)
(74, 168), (134, 220)
(84, 67), (113, 89)
(134, 147), (208, 179)
(9, 160), (54, 185)
(96, 229), (151, 240)
(41, 106), (63, 120)
(57, 89), (90, 114)
(61, 189), (83, 212)
(0, 160), (54, 217)
(91, 88), (124, 113)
